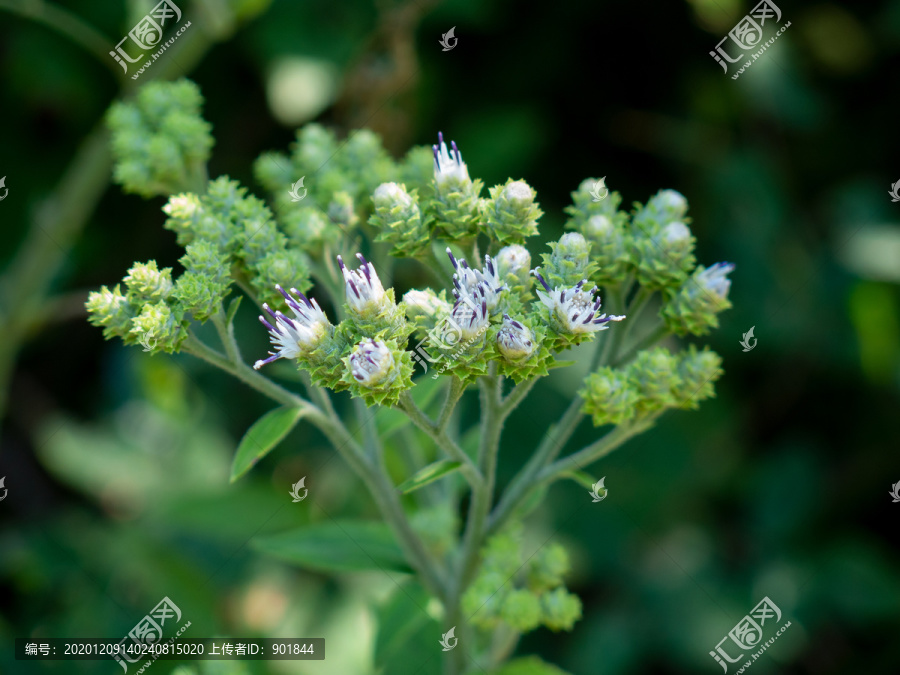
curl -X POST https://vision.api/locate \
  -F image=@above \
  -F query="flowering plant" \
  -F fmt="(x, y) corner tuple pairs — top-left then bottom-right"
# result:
(87, 80), (732, 675)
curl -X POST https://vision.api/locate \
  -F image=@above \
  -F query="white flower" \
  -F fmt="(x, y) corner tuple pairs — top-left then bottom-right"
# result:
(337, 253), (387, 315)
(696, 262), (734, 299)
(432, 132), (470, 184)
(533, 268), (625, 334)
(349, 339), (396, 387)
(254, 285), (332, 370)
(497, 314), (536, 361)
(449, 289), (490, 342)
(446, 247), (506, 313)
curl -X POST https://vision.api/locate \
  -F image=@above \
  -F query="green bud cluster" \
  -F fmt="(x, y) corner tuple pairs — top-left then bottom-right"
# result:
(540, 232), (599, 289)
(629, 190), (696, 290)
(369, 182), (430, 257)
(564, 178), (632, 287)
(481, 179), (543, 245)
(106, 79), (213, 198)
(661, 262), (734, 336)
(461, 526), (582, 634)
(579, 366), (640, 427)
(580, 345), (725, 423)
(87, 260), (188, 353)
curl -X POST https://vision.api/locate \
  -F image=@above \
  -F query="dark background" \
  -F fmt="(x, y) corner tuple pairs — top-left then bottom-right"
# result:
(1, 0), (898, 673)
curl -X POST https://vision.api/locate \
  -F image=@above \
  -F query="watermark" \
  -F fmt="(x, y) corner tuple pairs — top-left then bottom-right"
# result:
(0, 476), (7, 501)
(889, 180), (900, 203)
(739, 326), (757, 352)
(590, 177), (609, 202)
(113, 596), (188, 673)
(890, 481), (900, 502)
(139, 329), (158, 353)
(439, 626), (457, 651)
(289, 477), (308, 502)
(709, 597), (792, 673)
(288, 178), (307, 202)
(108, 1), (189, 80)
(589, 477), (607, 503)
(439, 27), (457, 52)
(410, 298), (488, 379)
(709, 1), (789, 79)
(0, 176), (8, 201)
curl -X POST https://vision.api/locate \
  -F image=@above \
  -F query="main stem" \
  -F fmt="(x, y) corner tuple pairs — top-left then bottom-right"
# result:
(183, 335), (446, 597)
(447, 365), (502, 675)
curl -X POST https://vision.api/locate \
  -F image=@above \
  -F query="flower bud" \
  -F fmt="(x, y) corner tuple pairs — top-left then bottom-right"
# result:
(527, 543), (570, 593)
(496, 244), (532, 289)
(349, 339), (397, 388)
(661, 262), (734, 336)
(542, 232), (596, 289)
(130, 301), (187, 354)
(626, 347), (682, 415)
(429, 132), (482, 238)
(501, 589), (543, 633)
(482, 179), (543, 244)
(579, 367), (639, 426)
(86, 285), (137, 342)
(369, 182), (428, 257)
(282, 208), (341, 254)
(497, 314), (536, 362)
(462, 571), (510, 630)
(673, 345), (723, 409)
(632, 219), (696, 290)
(327, 191), (359, 230)
(403, 289), (451, 327)
(123, 261), (174, 303)
(173, 271), (229, 323)
(541, 587), (582, 632)
(633, 189), (688, 229)
(107, 79), (212, 198)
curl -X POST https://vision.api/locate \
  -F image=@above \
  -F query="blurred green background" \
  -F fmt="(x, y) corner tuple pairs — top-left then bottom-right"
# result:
(1, 0), (898, 673)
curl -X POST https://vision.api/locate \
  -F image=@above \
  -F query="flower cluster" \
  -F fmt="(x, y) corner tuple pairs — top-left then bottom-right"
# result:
(106, 79), (213, 198)
(462, 525), (582, 633)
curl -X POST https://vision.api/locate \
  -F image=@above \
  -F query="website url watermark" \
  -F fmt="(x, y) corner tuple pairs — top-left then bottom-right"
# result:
(108, 0), (189, 80)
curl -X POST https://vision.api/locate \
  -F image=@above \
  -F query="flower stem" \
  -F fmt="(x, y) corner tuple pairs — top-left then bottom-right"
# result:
(398, 391), (482, 488)
(612, 323), (670, 368)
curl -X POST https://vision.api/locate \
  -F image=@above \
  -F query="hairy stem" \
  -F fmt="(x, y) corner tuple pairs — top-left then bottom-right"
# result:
(437, 376), (466, 432)
(540, 412), (662, 482)
(398, 391), (482, 488)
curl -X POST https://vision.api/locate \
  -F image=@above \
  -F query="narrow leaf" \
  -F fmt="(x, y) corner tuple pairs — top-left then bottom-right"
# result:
(252, 521), (412, 573)
(396, 459), (462, 494)
(230, 406), (305, 482)
(225, 295), (243, 324)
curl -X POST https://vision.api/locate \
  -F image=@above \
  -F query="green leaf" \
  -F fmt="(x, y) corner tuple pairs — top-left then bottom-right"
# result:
(225, 295), (243, 324)
(547, 359), (576, 370)
(396, 459), (462, 494)
(230, 406), (305, 482)
(491, 656), (573, 675)
(374, 582), (441, 675)
(252, 521), (413, 573)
